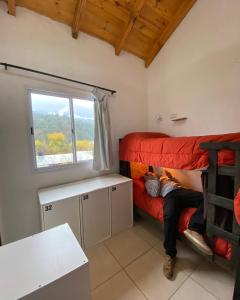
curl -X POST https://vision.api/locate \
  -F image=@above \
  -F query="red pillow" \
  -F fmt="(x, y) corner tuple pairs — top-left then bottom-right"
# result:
(234, 189), (240, 225)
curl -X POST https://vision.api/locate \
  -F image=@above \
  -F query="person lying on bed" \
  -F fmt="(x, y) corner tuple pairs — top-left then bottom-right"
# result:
(144, 171), (213, 280)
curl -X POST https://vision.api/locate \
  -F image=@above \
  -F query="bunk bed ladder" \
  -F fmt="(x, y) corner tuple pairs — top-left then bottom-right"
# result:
(233, 150), (240, 264)
(201, 142), (240, 270)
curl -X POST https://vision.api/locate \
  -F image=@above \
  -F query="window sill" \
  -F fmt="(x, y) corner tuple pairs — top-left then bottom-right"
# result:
(32, 159), (94, 174)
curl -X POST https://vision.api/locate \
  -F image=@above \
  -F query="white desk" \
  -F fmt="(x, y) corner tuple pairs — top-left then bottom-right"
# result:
(0, 224), (90, 300)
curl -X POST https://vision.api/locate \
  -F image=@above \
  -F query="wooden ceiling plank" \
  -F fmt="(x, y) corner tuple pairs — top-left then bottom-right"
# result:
(80, 9), (120, 44)
(8, 0), (16, 16)
(72, 0), (87, 39)
(144, 2), (170, 22)
(134, 20), (158, 40)
(145, 0), (197, 67)
(115, 0), (146, 56)
(138, 16), (163, 33)
(88, 0), (129, 24)
(86, 2), (125, 28)
(17, 0), (76, 26)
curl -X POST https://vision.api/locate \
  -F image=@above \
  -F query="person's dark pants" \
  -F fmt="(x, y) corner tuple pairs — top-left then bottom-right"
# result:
(163, 188), (205, 258)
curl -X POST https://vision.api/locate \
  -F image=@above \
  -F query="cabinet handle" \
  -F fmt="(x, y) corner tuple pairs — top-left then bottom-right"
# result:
(44, 205), (52, 211)
(112, 187), (117, 191)
(83, 194), (88, 200)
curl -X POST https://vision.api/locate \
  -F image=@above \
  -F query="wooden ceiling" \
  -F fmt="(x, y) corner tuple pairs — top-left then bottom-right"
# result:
(5, 0), (197, 66)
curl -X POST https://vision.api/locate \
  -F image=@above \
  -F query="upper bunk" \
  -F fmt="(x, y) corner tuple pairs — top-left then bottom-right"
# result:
(119, 132), (240, 170)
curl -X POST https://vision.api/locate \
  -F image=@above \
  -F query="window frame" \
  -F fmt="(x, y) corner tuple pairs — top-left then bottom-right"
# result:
(28, 88), (95, 172)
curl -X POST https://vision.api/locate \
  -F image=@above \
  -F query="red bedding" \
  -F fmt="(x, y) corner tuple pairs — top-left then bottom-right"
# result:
(120, 132), (240, 169)
(121, 132), (239, 261)
(234, 190), (240, 225)
(134, 178), (232, 260)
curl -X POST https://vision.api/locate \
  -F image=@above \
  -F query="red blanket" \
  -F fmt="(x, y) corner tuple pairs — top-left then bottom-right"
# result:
(120, 132), (240, 169)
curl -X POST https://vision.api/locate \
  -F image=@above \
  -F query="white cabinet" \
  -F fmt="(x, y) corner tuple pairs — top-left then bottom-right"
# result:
(110, 181), (133, 235)
(81, 188), (110, 248)
(0, 224), (90, 300)
(41, 196), (81, 243)
(39, 174), (132, 249)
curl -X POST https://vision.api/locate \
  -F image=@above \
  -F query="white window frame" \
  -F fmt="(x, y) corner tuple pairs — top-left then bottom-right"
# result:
(28, 89), (94, 172)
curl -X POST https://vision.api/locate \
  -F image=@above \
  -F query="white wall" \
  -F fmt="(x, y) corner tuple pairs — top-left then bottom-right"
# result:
(0, 180), (4, 244)
(147, 0), (240, 136)
(0, 2), (147, 243)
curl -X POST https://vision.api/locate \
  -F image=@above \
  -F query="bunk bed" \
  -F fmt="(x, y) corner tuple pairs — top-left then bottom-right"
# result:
(119, 132), (240, 271)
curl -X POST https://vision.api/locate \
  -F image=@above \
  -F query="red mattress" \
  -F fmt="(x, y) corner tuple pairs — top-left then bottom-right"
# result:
(133, 178), (232, 260)
(120, 132), (240, 169)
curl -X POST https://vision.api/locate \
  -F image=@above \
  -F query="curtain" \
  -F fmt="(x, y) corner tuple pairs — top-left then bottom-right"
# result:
(92, 88), (113, 171)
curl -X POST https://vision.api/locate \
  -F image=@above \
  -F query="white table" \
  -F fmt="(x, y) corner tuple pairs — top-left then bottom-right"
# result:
(0, 224), (90, 300)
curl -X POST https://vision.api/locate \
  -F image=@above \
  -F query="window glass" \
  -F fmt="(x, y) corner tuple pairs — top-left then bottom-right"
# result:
(31, 93), (73, 168)
(73, 98), (94, 162)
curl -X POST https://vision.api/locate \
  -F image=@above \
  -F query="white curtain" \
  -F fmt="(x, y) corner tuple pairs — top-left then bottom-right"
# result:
(92, 88), (113, 171)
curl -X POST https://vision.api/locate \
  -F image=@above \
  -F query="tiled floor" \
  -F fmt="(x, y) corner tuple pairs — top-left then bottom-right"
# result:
(86, 218), (235, 300)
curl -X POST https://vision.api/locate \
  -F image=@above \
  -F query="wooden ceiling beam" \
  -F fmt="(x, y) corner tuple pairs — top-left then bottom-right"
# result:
(72, 0), (87, 39)
(145, 0), (197, 67)
(8, 0), (16, 16)
(115, 0), (146, 56)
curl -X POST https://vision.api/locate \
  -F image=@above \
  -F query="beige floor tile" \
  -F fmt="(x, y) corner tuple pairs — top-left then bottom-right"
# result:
(104, 228), (151, 267)
(170, 278), (218, 300)
(91, 271), (146, 300)
(176, 240), (203, 274)
(125, 248), (188, 300)
(85, 243), (122, 290)
(154, 239), (202, 275)
(154, 240), (166, 256)
(133, 219), (163, 247)
(191, 260), (234, 300)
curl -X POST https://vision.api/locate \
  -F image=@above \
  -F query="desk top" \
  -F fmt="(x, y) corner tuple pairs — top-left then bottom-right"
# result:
(0, 224), (88, 300)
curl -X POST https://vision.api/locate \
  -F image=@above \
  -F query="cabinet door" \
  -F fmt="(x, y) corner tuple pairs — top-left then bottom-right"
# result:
(42, 196), (81, 243)
(81, 188), (110, 248)
(111, 181), (133, 235)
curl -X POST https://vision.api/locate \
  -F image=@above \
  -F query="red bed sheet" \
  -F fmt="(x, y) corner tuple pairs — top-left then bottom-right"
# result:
(120, 132), (240, 170)
(133, 178), (232, 260)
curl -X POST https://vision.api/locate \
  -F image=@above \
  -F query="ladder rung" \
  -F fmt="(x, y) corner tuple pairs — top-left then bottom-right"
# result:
(218, 165), (235, 176)
(201, 142), (240, 150)
(208, 193), (233, 211)
(208, 224), (239, 244)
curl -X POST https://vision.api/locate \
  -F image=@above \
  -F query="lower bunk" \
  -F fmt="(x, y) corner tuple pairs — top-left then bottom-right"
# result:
(133, 176), (232, 263)
(119, 133), (240, 274)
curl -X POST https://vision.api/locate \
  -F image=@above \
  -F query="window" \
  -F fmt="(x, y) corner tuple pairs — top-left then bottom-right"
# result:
(29, 90), (94, 170)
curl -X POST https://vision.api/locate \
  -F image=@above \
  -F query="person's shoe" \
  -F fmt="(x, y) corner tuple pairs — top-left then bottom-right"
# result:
(184, 229), (213, 256)
(163, 255), (176, 280)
